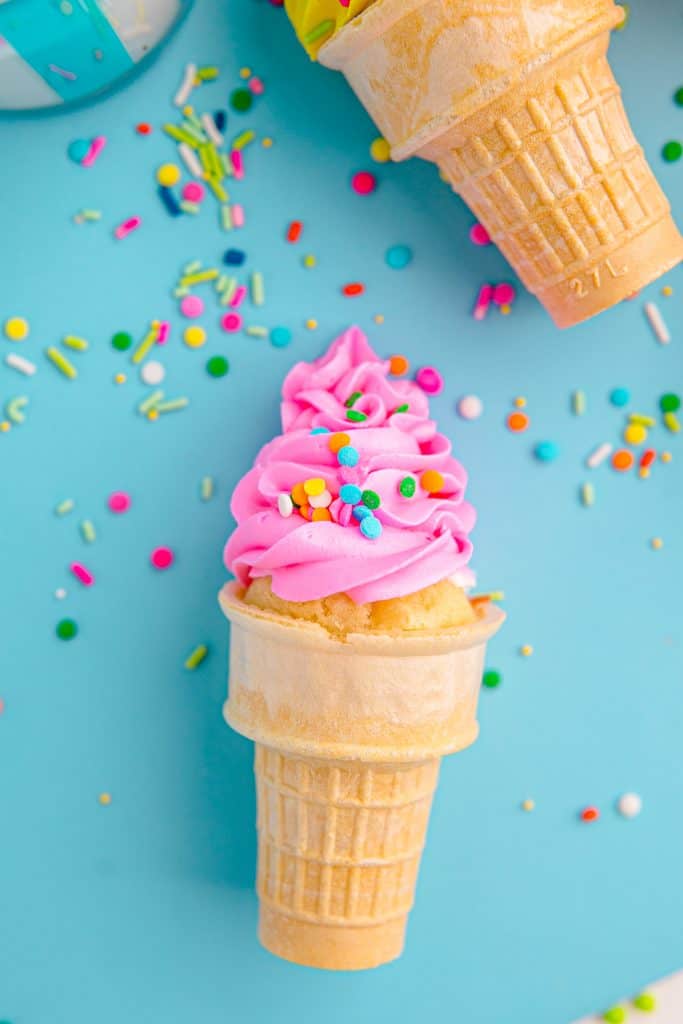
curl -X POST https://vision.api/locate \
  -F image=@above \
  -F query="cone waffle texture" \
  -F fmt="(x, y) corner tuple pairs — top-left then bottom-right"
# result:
(220, 583), (504, 969)
(319, 0), (683, 327)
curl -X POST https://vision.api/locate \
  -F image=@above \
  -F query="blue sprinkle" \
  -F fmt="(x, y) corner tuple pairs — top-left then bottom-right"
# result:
(223, 248), (246, 266)
(67, 138), (90, 164)
(340, 484), (362, 504)
(215, 110), (227, 132)
(353, 505), (372, 521)
(310, 426), (330, 435)
(360, 515), (382, 539)
(385, 244), (413, 270)
(158, 186), (182, 217)
(270, 326), (292, 348)
(337, 445), (359, 467)
(534, 441), (560, 462)
(610, 387), (630, 407)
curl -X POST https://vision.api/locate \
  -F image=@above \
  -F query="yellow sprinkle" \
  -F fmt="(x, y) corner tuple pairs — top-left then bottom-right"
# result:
(239, 66), (251, 79)
(500, 303), (512, 315)
(98, 793), (112, 806)
(261, 137), (273, 148)
(4, 316), (29, 341)
(303, 477), (325, 497)
(521, 799), (535, 812)
(624, 422), (647, 446)
(147, 409), (159, 421)
(303, 254), (316, 268)
(514, 396), (527, 409)
(305, 319), (318, 330)
(638, 468), (650, 480)
(114, 373), (126, 384)
(662, 285), (673, 296)
(370, 136), (391, 163)
(661, 451), (672, 463)
(664, 411), (680, 433)
(520, 644), (533, 657)
(0, 420), (11, 433)
(156, 162), (181, 187)
(184, 326), (206, 349)
(651, 537), (663, 550)
(374, 314), (385, 324)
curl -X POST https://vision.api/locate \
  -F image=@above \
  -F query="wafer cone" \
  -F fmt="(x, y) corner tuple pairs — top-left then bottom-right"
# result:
(318, 0), (683, 328)
(219, 582), (504, 970)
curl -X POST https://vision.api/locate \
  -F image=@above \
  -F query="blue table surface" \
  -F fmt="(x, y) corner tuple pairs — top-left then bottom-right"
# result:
(1, 2), (682, 1021)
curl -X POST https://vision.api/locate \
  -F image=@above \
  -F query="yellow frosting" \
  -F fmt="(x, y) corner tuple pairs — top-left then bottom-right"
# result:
(284, 0), (376, 58)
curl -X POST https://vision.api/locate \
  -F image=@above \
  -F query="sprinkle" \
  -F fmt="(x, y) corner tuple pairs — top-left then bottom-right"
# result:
(310, 427), (330, 435)
(230, 149), (244, 180)
(415, 366), (444, 395)
(651, 537), (663, 550)
(361, 489), (381, 510)
(178, 141), (203, 177)
(534, 441), (560, 462)
(136, 122), (152, 135)
(158, 187), (182, 216)
(616, 792), (642, 818)
(67, 138), (90, 163)
(246, 326), (269, 338)
(664, 411), (681, 433)
(586, 442), (613, 468)
(180, 268), (219, 287)
(141, 361), (165, 386)
(179, 199), (200, 215)
(230, 87), (253, 113)
(662, 140), (682, 162)
(270, 327), (292, 348)
(305, 319), (318, 330)
(231, 204), (245, 228)
(298, 503), (312, 520)
(602, 1006), (627, 1023)
(329, 432), (350, 454)
(291, 483), (307, 506)
(114, 372), (126, 385)
(473, 283), (494, 320)
(337, 445), (359, 467)
(108, 492), (131, 514)
(353, 505), (372, 522)
(4, 316), (29, 341)
(580, 806), (600, 822)
(80, 520), (96, 543)
(507, 411), (529, 433)
(612, 449), (634, 472)
(492, 282), (516, 306)
(346, 409), (367, 423)
(308, 491), (333, 510)
(224, 249), (246, 267)
(580, 482), (595, 507)
(624, 422), (647, 446)
(206, 356), (229, 378)
(370, 137), (391, 162)
(312, 507), (332, 522)
(342, 282), (365, 297)
(340, 484), (362, 504)
(514, 397), (526, 409)
(229, 285), (247, 309)
(632, 993), (656, 1013)
(200, 112), (223, 146)
(399, 476), (416, 498)
(457, 395), (483, 420)
(131, 324), (159, 364)
(232, 129), (256, 150)
(185, 644), (209, 670)
(174, 63), (197, 107)
(75, 208), (101, 222)
(164, 123), (201, 148)
(250, 272), (265, 306)
(200, 477), (214, 502)
(81, 135), (106, 167)
(521, 799), (535, 812)
(56, 618), (78, 640)
(112, 331), (133, 352)
(46, 346), (77, 379)
(661, 451), (673, 463)
(55, 499), (75, 516)
(304, 19), (334, 45)
(469, 223), (491, 246)
(629, 413), (655, 427)
(49, 62), (76, 80)
(660, 392), (681, 412)
(221, 313), (242, 332)
(482, 670), (501, 689)
(360, 515), (382, 539)
(156, 397), (189, 414)
(303, 478), (326, 497)
(639, 449), (657, 472)
(5, 396), (28, 424)
(644, 301), (670, 343)
(151, 546), (174, 570)
(138, 390), (164, 415)
(70, 562), (94, 586)
(351, 171), (377, 195)
(55, 589), (67, 600)
(98, 792), (112, 806)
(62, 334), (88, 352)
(180, 296), (204, 320)
(385, 244), (413, 269)
(114, 216), (141, 241)
(421, 470), (444, 494)
(286, 220), (303, 243)
(248, 76), (265, 95)
(278, 493), (294, 517)
(389, 354), (409, 376)
(572, 390), (587, 415)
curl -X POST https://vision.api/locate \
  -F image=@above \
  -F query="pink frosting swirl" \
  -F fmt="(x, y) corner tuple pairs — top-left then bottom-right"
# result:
(224, 327), (475, 603)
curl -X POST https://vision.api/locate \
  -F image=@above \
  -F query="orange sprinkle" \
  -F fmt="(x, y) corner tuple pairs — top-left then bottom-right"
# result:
(507, 411), (529, 432)
(298, 503), (312, 520)
(312, 508), (332, 522)
(389, 354), (409, 376)
(291, 482), (307, 506)
(329, 432), (350, 453)
(421, 470), (445, 494)
(286, 220), (303, 243)
(612, 449), (634, 472)
(342, 282), (365, 297)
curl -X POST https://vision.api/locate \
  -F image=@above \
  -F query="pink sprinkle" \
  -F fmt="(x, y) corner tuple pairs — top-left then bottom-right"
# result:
(182, 181), (205, 203)
(151, 546), (174, 570)
(48, 62), (77, 81)
(114, 216), (141, 240)
(108, 491), (131, 514)
(71, 562), (94, 586)
(473, 283), (494, 321)
(415, 366), (444, 395)
(469, 222), (491, 246)
(81, 135), (107, 168)
(231, 204), (245, 228)
(0, 698), (4, 715)
(248, 76), (265, 95)
(231, 150), (244, 180)
(221, 312), (243, 332)
(180, 295), (204, 318)
(351, 171), (377, 195)
(229, 285), (247, 309)
(492, 282), (516, 306)
(339, 466), (361, 485)
(338, 502), (353, 526)
(156, 321), (170, 344)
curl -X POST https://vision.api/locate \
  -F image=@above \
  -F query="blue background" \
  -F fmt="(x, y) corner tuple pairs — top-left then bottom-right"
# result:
(1, 1), (682, 1021)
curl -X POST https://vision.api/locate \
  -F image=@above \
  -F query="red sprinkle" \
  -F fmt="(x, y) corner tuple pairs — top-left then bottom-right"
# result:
(351, 171), (377, 195)
(580, 806), (600, 823)
(136, 123), (152, 135)
(286, 220), (303, 243)
(640, 448), (657, 469)
(342, 282), (365, 297)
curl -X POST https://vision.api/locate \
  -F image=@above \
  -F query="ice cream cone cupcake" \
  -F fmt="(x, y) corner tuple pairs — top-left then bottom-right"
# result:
(220, 327), (504, 970)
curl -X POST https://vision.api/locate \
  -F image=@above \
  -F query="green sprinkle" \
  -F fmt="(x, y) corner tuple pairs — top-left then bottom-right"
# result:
(662, 140), (682, 162)
(197, 66), (219, 81)
(664, 411), (681, 433)
(179, 200), (200, 215)
(62, 334), (89, 351)
(46, 346), (77, 380)
(80, 209), (101, 221)
(660, 392), (681, 413)
(138, 390), (164, 415)
(207, 356), (229, 378)
(675, 87), (683, 107)
(230, 88), (253, 113)
(180, 268), (219, 287)
(180, 119), (207, 144)
(246, 326), (269, 338)
(200, 476), (214, 501)
(198, 143), (213, 175)
(183, 260), (202, 274)
(55, 498), (75, 516)
(221, 153), (233, 177)
(393, 403), (409, 414)
(112, 331), (133, 352)
(222, 277), (238, 303)
(130, 326), (158, 365)
(232, 129), (255, 150)
(172, 287), (190, 299)
(155, 397), (189, 414)
(399, 476), (416, 498)
(633, 992), (656, 1012)
(580, 482), (595, 507)
(56, 618), (78, 641)
(345, 391), (363, 408)
(304, 18), (334, 45)
(250, 271), (265, 307)
(346, 409), (367, 423)
(208, 176), (228, 202)
(215, 274), (229, 292)
(163, 123), (200, 149)
(629, 413), (656, 426)
(221, 204), (233, 231)
(572, 390), (586, 415)
(80, 519), (96, 543)
(5, 395), (28, 424)
(602, 1007), (627, 1024)
(483, 670), (502, 689)
(184, 644), (209, 670)
(361, 489), (381, 510)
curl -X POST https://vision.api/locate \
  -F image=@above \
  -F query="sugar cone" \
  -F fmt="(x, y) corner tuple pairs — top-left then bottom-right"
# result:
(219, 582), (504, 970)
(319, 0), (683, 328)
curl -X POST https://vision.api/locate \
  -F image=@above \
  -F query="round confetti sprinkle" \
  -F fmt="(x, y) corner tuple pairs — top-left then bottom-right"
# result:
(340, 484), (362, 504)
(351, 170), (377, 195)
(156, 162), (181, 187)
(221, 312), (243, 333)
(624, 422), (647, 446)
(507, 411), (529, 432)
(108, 492), (131, 514)
(99, 792), (112, 806)
(580, 806), (600, 822)
(415, 366), (444, 395)
(337, 445), (359, 467)
(399, 476), (416, 498)
(182, 181), (205, 203)
(230, 88), (253, 112)
(457, 395), (483, 420)
(520, 644), (534, 657)
(651, 537), (663, 550)
(114, 373), (126, 384)
(67, 138), (90, 163)
(4, 316), (29, 341)
(224, 249), (246, 265)
(291, 483), (307, 506)
(389, 354), (409, 376)
(303, 478), (325, 497)
(534, 441), (559, 462)
(602, 1007), (626, 1024)
(675, 87), (683, 107)
(270, 326), (292, 348)
(111, 330), (133, 352)
(361, 489), (381, 510)
(514, 396), (526, 409)
(180, 295), (204, 319)
(521, 799), (535, 812)
(633, 993), (656, 1012)
(610, 387), (630, 407)
(136, 122), (152, 135)
(56, 618), (78, 641)
(385, 244), (413, 270)
(616, 792), (642, 819)
(310, 427), (330, 435)
(346, 409), (367, 424)
(492, 282), (516, 306)
(469, 223), (491, 246)
(151, 546), (174, 570)
(360, 515), (382, 539)
(661, 451), (673, 463)
(55, 588), (67, 600)
(303, 254), (316, 268)
(353, 505), (372, 522)
(421, 470), (444, 493)
(206, 355), (229, 378)
(370, 137), (391, 162)
(660, 392), (681, 412)
(278, 493), (294, 517)
(482, 670), (501, 689)
(329, 433), (350, 454)
(312, 508), (332, 522)
(662, 140), (682, 163)
(612, 449), (634, 472)
(305, 319), (318, 330)
(141, 360), (165, 386)
(343, 282), (365, 297)
(184, 326), (206, 349)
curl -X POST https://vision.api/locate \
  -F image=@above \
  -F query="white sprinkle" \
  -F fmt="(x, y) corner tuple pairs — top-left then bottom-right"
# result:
(586, 442), (613, 469)
(456, 395), (483, 420)
(644, 302), (670, 344)
(5, 353), (37, 376)
(174, 62), (197, 107)
(572, 390), (587, 415)
(55, 588), (67, 600)
(140, 360), (166, 386)
(178, 141), (203, 178)
(200, 111), (224, 146)
(617, 792), (642, 819)
(309, 489), (332, 509)
(277, 493), (293, 518)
